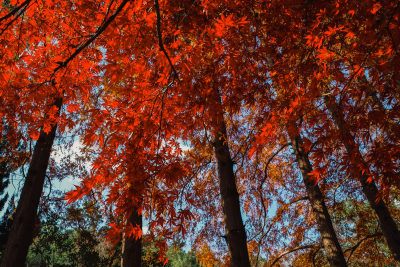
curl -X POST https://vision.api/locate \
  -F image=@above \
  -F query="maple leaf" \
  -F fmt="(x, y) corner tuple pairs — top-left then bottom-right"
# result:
(106, 223), (122, 246)
(371, 3), (382, 14)
(2, 0), (400, 265)
(316, 47), (334, 60)
(248, 146), (257, 159)
(345, 31), (355, 39)
(30, 131), (40, 141)
(64, 185), (85, 204)
(308, 167), (324, 184)
(67, 103), (80, 113)
(215, 14), (236, 37)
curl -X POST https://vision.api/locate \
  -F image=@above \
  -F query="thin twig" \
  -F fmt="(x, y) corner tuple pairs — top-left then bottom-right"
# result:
(260, 143), (291, 193)
(270, 244), (316, 266)
(288, 195), (308, 205)
(333, 174), (351, 205)
(256, 143), (291, 242)
(311, 245), (322, 267)
(344, 232), (382, 262)
(254, 220), (275, 267)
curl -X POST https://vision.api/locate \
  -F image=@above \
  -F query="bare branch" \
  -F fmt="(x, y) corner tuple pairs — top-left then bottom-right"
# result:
(288, 195), (308, 205)
(333, 174), (351, 205)
(260, 143), (291, 192)
(256, 142), (291, 247)
(270, 244), (316, 266)
(344, 233), (383, 262)
(311, 245), (322, 267)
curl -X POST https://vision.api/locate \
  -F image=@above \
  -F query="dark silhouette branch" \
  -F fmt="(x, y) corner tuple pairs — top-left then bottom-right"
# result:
(261, 143), (291, 188)
(0, 0), (31, 24)
(253, 142), (292, 261)
(258, 143), (290, 218)
(344, 233), (383, 262)
(288, 195), (308, 205)
(311, 245), (322, 267)
(333, 174), (351, 205)
(154, 0), (178, 80)
(270, 244), (316, 266)
(0, 1), (30, 36)
(53, 0), (130, 74)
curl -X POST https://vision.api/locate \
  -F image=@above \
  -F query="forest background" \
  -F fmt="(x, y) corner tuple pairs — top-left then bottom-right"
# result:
(1, 0), (400, 266)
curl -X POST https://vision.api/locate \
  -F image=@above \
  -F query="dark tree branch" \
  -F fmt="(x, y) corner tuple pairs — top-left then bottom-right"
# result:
(333, 174), (351, 205)
(270, 244), (316, 266)
(154, 0), (178, 80)
(256, 142), (291, 244)
(344, 232), (383, 262)
(0, 2), (29, 36)
(260, 143), (291, 192)
(101, 0), (116, 26)
(0, 0), (31, 24)
(288, 195), (308, 205)
(53, 0), (130, 74)
(311, 245), (322, 267)
(307, 140), (319, 156)
(254, 220), (275, 267)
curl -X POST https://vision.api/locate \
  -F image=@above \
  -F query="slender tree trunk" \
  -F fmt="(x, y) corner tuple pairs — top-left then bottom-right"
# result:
(213, 123), (251, 267)
(121, 208), (142, 267)
(324, 95), (400, 262)
(211, 89), (250, 267)
(1, 97), (62, 267)
(287, 121), (347, 267)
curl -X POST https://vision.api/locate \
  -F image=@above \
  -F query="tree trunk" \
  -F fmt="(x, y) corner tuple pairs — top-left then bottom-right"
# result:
(121, 208), (142, 267)
(288, 122), (347, 267)
(324, 95), (400, 262)
(1, 97), (62, 267)
(211, 90), (250, 267)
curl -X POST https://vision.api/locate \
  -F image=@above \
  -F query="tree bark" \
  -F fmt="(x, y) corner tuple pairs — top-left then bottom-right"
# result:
(1, 97), (62, 267)
(211, 90), (250, 267)
(121, 208), (142, 267)
(324, 95), (400, 262)
(288, 122), (347, 267)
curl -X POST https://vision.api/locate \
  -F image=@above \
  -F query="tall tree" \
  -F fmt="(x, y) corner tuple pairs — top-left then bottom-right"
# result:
(287, 121), (347, 267)
(1, 1), (131, 265)
(211, 88), (250, 266)
(1, 97), (62, 267)
(121, 209), (142, 267)
(324, 95), (400, 261)
(2, 0), (400, 265)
